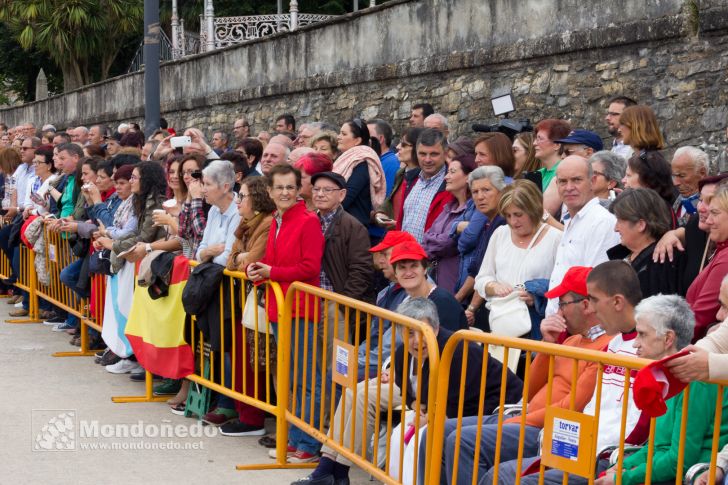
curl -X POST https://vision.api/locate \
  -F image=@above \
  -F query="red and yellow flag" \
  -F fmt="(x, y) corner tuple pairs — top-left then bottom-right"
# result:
(125, 255), (194, 378)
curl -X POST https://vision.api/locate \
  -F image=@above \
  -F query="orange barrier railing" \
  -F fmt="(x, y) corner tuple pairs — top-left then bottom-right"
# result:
(427, 330), (728, 485)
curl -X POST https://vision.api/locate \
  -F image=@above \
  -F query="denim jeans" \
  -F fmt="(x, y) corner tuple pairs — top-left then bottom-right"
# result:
(60, 258), (88, 327)
(423, 414), (541, 485)
(273, 318), (322, 455)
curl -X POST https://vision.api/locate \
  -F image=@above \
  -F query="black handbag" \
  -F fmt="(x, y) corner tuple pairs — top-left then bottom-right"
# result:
(88, 249), (113, 276)
(68, 234), (91, 258)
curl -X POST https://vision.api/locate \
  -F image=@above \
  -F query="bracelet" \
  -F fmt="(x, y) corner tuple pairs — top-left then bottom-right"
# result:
(466, 305), (476, 312)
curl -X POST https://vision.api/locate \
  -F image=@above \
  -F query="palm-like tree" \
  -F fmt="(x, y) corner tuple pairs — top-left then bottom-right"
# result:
(0, 0), (144, 92)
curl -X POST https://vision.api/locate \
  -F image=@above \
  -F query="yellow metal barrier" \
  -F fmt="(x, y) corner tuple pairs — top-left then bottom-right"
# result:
(0, 236), (11, 281)
(277, 282), (440, 484)
(34, 224), (98, 356)
(427, 330), (728, 485)
(5, 244), (40, 324)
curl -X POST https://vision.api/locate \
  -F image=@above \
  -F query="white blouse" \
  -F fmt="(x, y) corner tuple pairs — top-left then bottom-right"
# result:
(474, 224), (562, 298)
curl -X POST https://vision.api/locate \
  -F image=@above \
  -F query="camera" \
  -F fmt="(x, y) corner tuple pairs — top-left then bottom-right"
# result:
(191, 170), (203, 179)
(472, 118), (533, 140)
(472, 91), (533, 140)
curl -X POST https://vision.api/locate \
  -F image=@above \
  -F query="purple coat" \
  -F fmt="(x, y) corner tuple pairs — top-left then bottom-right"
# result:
(422, 199), (468, 294)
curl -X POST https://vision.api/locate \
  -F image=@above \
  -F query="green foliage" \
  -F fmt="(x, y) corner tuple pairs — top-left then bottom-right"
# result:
(0, 23), (62, 103)
(0, 0), (144, 92)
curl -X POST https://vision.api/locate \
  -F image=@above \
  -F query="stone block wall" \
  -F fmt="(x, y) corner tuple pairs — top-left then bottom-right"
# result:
(1, 0), (727, 162)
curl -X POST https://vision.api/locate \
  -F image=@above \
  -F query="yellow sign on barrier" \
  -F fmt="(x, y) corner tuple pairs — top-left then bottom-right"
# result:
(541, 406), (595, 478)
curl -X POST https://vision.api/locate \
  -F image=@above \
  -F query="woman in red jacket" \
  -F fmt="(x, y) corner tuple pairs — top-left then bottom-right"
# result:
(247, 163), (325, 463)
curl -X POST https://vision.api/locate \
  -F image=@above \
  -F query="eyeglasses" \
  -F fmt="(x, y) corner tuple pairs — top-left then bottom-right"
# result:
(130, 174), (140, 181)
(234, 193), (250, 203)
(312, 187), (343, 195)
(557, 297), (586, 310)
(592, 170), (607, 178)
(272, 185), (297, 193)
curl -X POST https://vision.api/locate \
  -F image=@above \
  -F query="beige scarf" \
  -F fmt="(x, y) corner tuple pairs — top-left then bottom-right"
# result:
(333, 145), (386, 209)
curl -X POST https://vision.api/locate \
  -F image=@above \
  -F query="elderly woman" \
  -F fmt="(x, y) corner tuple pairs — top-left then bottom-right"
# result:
(513, 132), (539, 177)
(589, 151), (626, 208)
(687, 184), (728, 341)
(247, 164), (324, 462)
(422, 155), (478, 293)
(607, 188), (681, 298)
(475, 179), (562, 340)
(293, 152), (334, 210)
(219, 176), (277, 437)
(455, 167), (509, 328)
(195, 159), (240, 264)
(474, 132), (516, 178)
(21, 145), (58, 216)
(334, 119), (386, 240)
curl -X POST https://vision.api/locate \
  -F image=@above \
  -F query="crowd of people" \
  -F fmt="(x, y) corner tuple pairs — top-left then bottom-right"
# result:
(1, 98), (728, 484)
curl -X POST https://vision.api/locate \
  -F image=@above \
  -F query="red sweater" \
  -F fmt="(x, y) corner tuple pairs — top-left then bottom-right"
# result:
(687, 241), (728, 341)
(261, 200), (324, 323)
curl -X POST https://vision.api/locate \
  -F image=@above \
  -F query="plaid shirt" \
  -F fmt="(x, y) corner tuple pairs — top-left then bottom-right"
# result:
(401, 164), (447, 243)
(178, 198), (207, 254)
(317, 207), (341, 292)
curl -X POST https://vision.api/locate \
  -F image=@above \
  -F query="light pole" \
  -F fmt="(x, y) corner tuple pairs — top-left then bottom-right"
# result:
(144, 0), (160, 137)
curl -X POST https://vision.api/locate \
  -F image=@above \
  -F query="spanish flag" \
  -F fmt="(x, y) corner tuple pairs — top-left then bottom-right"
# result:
(125, 255), (194, 378)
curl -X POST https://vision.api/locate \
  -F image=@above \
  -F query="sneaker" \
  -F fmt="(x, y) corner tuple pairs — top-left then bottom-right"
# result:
(99, 350), (121, 366)
(291, 474), (335, 485)
(14, 300), (24, 308)
(288, 450), (320, 464)
(69, 335), (81, 347)
(105, 359), (143, 374)
(153, 379), (181, 396)
(170, 403), (186, 416)
(9, 308), (28, 317)
(269, 445), (297, 459)
(220, 420), (266, 437)
(201, 407), (238, 426)
(6, 294), (20, 304)
(52, 321), (77, 332)
(43, 315), (66, 326)
(95, 349), (107, 358)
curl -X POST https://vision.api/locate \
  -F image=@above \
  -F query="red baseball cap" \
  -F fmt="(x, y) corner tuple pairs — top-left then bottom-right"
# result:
(544, 266), (592, 299)
(389, 241), (428, 265)
(370, 231), (417, 253)
(633, 350), (690, 418)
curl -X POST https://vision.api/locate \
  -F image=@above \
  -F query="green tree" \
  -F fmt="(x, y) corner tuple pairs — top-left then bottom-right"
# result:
(0, 0), (144, 92)
(0, 23), (63, 103)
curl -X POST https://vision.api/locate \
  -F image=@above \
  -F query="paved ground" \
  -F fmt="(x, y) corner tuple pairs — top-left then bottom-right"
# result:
(0, 300), (372, 484)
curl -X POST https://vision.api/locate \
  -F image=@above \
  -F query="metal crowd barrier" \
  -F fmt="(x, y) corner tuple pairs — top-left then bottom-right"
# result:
(427, 330), (728, 485)
(5, 244), (40, 323)
(36, 224), (96, 356)
(276, 282), (440, 484)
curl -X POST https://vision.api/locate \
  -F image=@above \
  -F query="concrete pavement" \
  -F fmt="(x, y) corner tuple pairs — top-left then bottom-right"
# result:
(0, 299), (372, 484)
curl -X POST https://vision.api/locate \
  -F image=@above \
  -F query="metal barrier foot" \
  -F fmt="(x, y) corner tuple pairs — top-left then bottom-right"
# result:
(111, 395), (170, 403)
(52, 350), (99, 357)
(111, 371), (169, 404)
(235, 463), (317, 471)
(4, 318), (41, 324)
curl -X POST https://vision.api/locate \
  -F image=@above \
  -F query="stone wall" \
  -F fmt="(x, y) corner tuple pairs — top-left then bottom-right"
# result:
(1, 0), (727, 161)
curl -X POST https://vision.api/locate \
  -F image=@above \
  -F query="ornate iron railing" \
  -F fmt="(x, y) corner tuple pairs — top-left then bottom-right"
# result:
(212, 14), (336, 48)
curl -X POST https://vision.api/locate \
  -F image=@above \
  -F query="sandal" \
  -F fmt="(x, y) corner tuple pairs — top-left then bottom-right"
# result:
(258, 434), (276, 448)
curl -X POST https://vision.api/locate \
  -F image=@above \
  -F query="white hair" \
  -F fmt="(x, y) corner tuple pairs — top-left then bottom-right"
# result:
(634, 294), (695, 351)
(425, 113), (450, 129)
(674, 146), (709, 172)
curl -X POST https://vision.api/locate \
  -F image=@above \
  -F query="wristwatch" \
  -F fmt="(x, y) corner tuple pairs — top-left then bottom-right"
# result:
(145, 243), (152, 254)
(466, 305), (476, 312)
